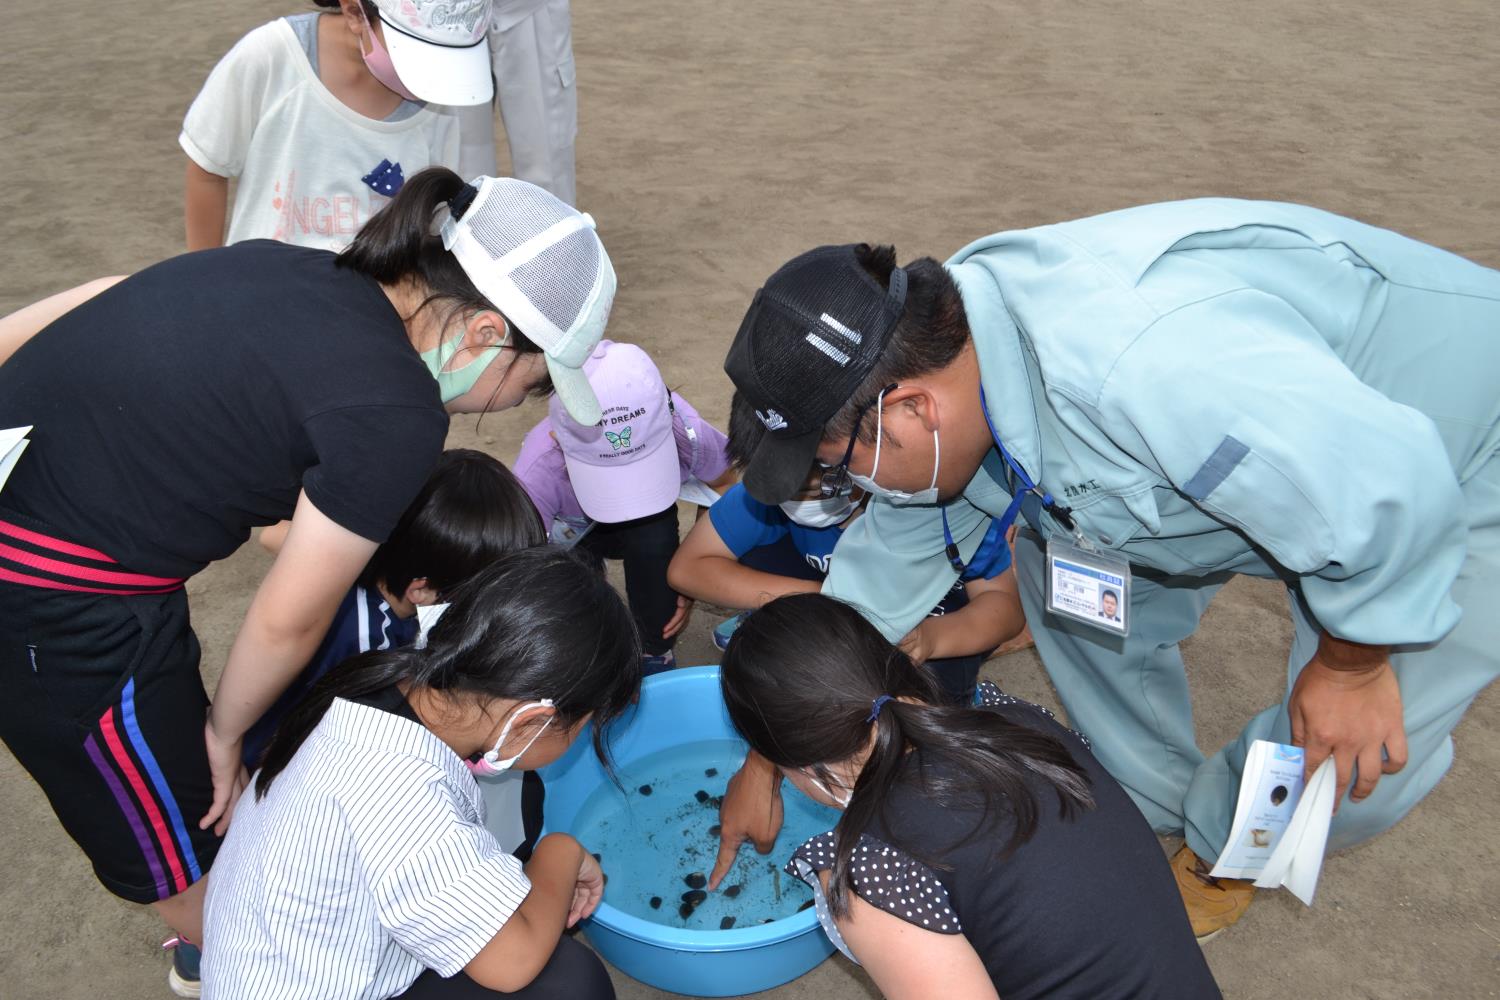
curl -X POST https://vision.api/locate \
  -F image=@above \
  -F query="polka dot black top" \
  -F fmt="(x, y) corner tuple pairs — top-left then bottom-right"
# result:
(786, 683), (1221, 1000)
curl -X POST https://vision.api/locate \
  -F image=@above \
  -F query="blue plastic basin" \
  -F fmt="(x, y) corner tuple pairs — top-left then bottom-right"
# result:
(540, 665), (835, 997)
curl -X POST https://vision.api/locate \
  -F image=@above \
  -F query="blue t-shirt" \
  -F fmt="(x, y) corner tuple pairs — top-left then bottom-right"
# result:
(242, 584), (419, 766)
(709, 484), (842, 575)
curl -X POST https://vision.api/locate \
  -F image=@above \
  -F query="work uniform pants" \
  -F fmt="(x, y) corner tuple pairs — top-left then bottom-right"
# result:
(1014, 454), (1500, 860)
(457, 0), (578, 205)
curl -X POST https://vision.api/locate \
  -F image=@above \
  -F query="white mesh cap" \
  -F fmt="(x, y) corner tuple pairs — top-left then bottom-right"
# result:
(442, 176), (616, 424)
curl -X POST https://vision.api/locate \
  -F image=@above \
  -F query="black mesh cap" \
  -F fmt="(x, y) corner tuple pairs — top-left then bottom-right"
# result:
(723, 245), (907, 503)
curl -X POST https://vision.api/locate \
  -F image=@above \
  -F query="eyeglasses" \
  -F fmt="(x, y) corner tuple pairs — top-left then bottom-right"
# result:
(817, 383), (898, 498)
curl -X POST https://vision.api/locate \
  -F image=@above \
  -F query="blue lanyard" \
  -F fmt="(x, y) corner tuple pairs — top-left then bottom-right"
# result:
(940, 387), (1074, 579)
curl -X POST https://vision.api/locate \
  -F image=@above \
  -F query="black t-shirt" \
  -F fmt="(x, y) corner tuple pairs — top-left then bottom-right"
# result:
(0, 241), (448, 577)
(791, 684), (1220, 1000)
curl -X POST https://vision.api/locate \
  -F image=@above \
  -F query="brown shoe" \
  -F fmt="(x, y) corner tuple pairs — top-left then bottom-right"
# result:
(1170, 845), (1254, 943)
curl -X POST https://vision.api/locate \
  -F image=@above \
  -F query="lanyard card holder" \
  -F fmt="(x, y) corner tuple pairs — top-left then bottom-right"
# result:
(1045, 536), (1131, 637)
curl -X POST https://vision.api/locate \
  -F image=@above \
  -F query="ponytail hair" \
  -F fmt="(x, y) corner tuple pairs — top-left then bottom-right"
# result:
(337, 166), (544, 360)
(720, 594), (1093, 917)
(255, 547), (642, 798)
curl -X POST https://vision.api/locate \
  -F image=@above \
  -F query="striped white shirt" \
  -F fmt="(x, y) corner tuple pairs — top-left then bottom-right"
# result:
(203, 697), (532, 999)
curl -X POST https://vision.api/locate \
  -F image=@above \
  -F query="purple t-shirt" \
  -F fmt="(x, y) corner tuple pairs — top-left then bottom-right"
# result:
(514, 392), (730, 526)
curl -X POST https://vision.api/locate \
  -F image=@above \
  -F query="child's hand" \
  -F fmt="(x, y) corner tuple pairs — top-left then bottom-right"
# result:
(662, 594), (695, 639)
(898, 621), (935, 666)
(569, 849), (606, 926)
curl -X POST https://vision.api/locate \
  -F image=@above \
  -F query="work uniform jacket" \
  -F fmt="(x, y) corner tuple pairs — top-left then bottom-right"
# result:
(825, 199), (1500, 647)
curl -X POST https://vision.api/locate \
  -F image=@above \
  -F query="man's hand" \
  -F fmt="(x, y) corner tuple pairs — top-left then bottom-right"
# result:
(709, 751), (784, 890)
(1288, 635), (1407, 811)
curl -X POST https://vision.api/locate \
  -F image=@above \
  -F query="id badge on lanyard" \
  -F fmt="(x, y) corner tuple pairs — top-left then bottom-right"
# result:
(979, 388), (1132, 636)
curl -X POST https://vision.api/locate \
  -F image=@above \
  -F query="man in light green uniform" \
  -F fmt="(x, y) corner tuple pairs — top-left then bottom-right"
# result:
(713, 200), (1499, 939)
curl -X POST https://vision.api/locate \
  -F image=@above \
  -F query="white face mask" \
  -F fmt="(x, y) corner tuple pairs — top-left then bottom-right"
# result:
(803, 768), (852, 808)
(779, 493), (855, 528)
(847, 386), (941, 506)
(467, 700), (554, 777)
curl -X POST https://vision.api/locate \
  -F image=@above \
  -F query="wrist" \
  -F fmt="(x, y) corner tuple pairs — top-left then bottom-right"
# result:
(1315, 634), (1389, 673)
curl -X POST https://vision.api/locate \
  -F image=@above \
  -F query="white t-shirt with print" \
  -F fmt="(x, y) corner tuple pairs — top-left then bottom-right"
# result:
(180, 19), (461, 251)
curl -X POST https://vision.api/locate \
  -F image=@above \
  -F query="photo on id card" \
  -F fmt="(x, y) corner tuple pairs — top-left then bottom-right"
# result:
(1045, 538), (1130, 636)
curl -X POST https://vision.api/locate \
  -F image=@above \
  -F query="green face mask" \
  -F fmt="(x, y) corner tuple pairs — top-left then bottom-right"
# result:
(420, 324), (511, 403)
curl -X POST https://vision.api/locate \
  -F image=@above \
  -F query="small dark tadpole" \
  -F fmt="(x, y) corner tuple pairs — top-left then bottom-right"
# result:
(705, 767), (718, 777)
(639, 784), (653, 796)
(720, 916), (737, 930)
(708, 795), (724, 808)
(649, 896), (662, 909)
(591, 852), (601, 862)
(684, 872), (708, 889)
(723, 883), (742, 899)
(694, 789), (710, 803)
(762, 918), (776, 924)
(707, 824), (722, 838)
(679, 902), (695, 919)
(681, 889), (708, 905)
(798, 899), (815, 912)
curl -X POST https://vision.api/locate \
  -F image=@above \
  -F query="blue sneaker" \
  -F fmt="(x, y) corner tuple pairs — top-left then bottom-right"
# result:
(713, 613), (747, 651)
(163, 936), (202, 998)
(642, 650), (676, 675)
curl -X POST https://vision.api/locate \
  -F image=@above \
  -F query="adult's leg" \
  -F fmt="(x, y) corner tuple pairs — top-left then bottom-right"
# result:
(1014, 529), (1226, 834)
(1184, 456), (1500, 858)
(0, 585), (218, 934)
(488, 0), (578, 205)
(397, 933), (614, 999)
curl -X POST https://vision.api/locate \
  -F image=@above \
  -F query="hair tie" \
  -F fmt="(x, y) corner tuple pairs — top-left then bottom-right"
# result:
(866, 694), (894, 723)
(449, 182), (479, 222)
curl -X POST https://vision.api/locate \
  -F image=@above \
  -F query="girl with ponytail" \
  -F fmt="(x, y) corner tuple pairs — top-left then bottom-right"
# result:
(720, 594), (1220, 1000)
(0, 163), (613, 994)
(202, 546), (639, 999)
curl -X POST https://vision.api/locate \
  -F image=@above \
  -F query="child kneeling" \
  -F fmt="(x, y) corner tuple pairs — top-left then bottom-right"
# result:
(203, 548), (640, 999)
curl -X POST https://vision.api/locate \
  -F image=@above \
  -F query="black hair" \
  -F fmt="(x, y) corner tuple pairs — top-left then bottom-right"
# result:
(727, 244), (970, 463)
(362, 448), (544, 599)
(720, 594), (1093, 917)
(255, 547), (641, 798)
(312, 1), (379, 21)
(1101, 589), (1119, 603)
(338, 166), (554, 401)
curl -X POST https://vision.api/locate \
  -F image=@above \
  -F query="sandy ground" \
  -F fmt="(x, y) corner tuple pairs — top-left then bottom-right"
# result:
(2, 0), (1498, 997)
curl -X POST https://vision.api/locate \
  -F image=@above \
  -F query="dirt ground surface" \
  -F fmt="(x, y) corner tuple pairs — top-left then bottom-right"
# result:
(2, 1), (1498, 997)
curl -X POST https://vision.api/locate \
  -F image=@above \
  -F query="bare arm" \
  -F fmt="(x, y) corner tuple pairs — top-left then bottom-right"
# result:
(464, 834), (599, 992)
(185, 159), (230, 252)
(257, 519), (292, 556)
(666, 515), (820, 610)
(0, 276), (127, 366)
(201, 491), (378, 831)
(837, 883), (999, 1000)
(900, 570), (1024, 665)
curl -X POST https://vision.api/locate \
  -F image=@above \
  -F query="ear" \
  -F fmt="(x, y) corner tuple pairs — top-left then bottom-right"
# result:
(404, 576), (440, 607)
(464, 310), (511, 352)
(887, 385), (942, 433)
(338, 0), (369, 34)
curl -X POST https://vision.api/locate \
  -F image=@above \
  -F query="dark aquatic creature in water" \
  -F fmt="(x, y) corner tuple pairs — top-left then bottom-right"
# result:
(723, 883), (742, 899)
(694, 789), (710, 803)
(705, 767), (718, 777)
(591, 852), (601, 862)
(798, 898), (815, 912)
(681, 889), (708, 905)
(708, 824), (722, 838)
(639, 784), (654, 796)
(720, 916), (737, 929)
(684, 872), (708, 889)
(679, 902), (695, 919)
(649, 896), (662, 909)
